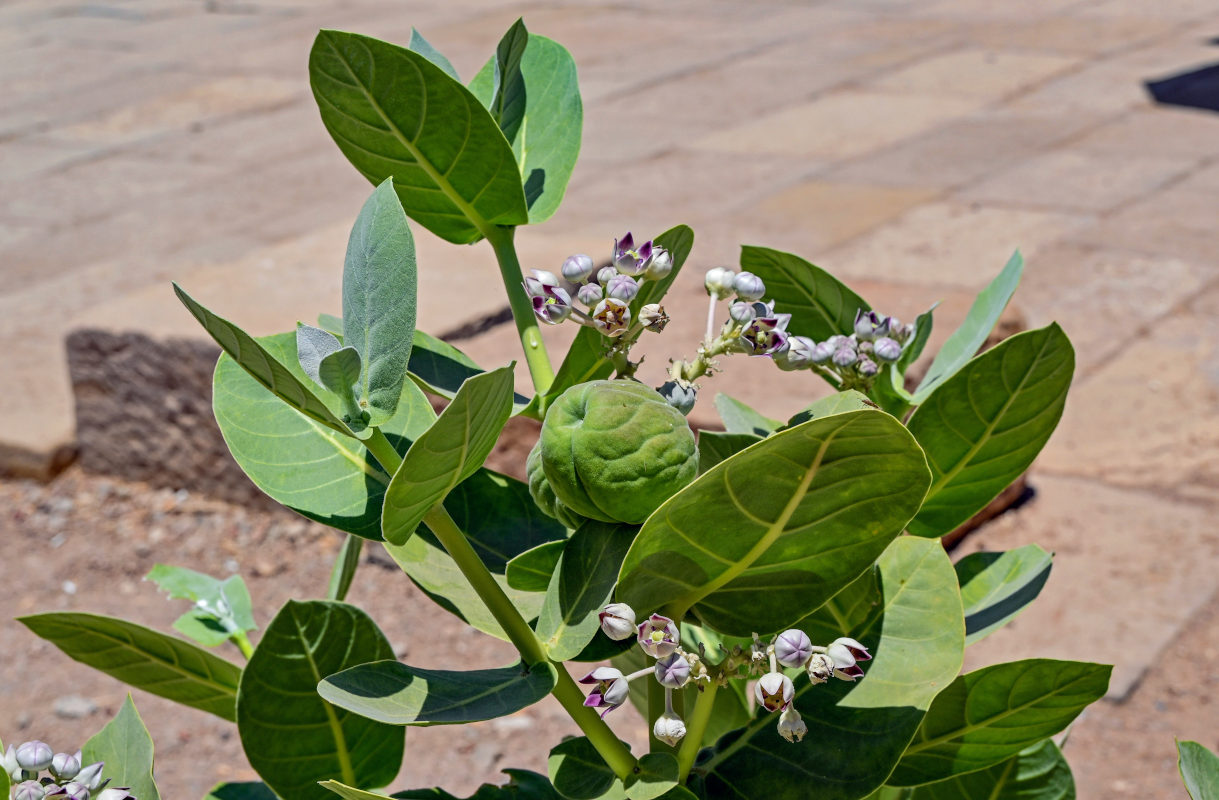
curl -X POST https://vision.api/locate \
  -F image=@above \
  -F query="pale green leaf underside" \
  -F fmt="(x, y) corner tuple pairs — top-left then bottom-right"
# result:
(1178, 740), (1219, 800)
(506, 540), (567, 592)
(713, 392), (780, 435)
(955, 545), (1052, 645)
(407, 28), (458, 81)
(203, 783), (278, 800)
(18, 612), (242, 721)
(83, 695), (161, 800)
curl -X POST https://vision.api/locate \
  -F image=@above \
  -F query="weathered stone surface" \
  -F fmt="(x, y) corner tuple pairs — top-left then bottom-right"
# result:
(869, 48), (1080, 99)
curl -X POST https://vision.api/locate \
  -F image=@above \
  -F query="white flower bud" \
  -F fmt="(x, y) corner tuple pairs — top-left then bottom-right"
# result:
(13, 781), (46, 800)
(773, 629), (814, 668)
(75, 762), (105, 791)
(704, 267), (737, 299)
(52, 751), (82, 781)
(598, 603), (636, 641)
(561, 254), (596, 283)
(96, 789), (136, 800)
(644, 247), (673, 281)
(16, 741), (53, 772)
(653, 711), (686, 746)
(777, 706), (807, 743)
(733, 271), (766, 301)
(1, 744), (20, 780)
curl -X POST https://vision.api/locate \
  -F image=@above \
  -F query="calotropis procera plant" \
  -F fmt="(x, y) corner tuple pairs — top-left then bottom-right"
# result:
(14, 18), (1118, 800)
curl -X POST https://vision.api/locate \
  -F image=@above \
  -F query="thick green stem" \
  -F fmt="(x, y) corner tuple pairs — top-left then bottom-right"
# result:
(363, 428), (403, 475)
(485, 225), (555, 394)
(677, 683), (719, 779)
(327, 534), (364, 602)
(231, 631), (254, 660)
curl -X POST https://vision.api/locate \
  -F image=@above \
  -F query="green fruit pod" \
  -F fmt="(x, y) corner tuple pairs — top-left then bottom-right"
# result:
(526, 440), (585, 530)
(539, 380), (698, 525)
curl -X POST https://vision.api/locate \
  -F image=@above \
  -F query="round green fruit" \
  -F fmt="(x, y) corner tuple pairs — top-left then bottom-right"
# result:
(526, 440), (585, 530)
(539, 380), (698, 525)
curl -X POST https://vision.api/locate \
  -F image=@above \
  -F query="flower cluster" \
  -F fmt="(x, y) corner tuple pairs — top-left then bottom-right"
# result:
(586, 604), (872, 746)
(773, 309), (915, 389)
(521, 232), (672, 339)
(1, 741), (134, 800)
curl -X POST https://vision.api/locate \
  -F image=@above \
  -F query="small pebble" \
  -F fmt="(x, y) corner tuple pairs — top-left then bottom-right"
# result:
(61, 580), (77, 595)
(54, 694), (98, 720)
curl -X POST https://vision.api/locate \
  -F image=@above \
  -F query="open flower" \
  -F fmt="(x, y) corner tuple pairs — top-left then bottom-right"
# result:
(740, 303), (791, 356)
(614, 232), (654, 277)
(777, 706), (807, 743)
(531, 285), (573, 324)
(579, 667), (630, 718)
(827, 636), (870, 681)
(592, 298), (631, 337)
(755, 672), (795, 712)
(637, 613), (680, 658)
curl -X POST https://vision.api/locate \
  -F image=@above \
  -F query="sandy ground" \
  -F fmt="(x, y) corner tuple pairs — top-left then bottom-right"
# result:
(0, 466), (1214, 799)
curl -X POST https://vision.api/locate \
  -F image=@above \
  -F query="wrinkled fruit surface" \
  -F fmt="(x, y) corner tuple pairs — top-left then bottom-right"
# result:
(538, 380), (698, 525)
(527, 440), (585, 530)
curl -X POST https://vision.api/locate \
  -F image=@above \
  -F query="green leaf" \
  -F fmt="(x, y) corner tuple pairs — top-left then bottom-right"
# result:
(147, 564), (256, 648)
(913, 251), (1023, 403)
(713, 393), (780, 436)
(897, 305), (936, 375)
(18, 612), (241, 720)
(548, 736), (623, 800)
(204, 783), (279, 800)
(506, 540), (567, 592)
(382, 365), (516, 544)
(907, 324), (1074, 538)
(214, 333), (436, 540)
(696, 431), (762, 473)
(739, 246), (870, 341)
(702, 537), (965, 800)
(325, 770), (561, 800)
(83, 695), (160, 800)
(175, 283), (348, 433)
(783, 390), (873, 428)
(0, 743), (7, 800)
(320, 347), (364, 397)
(1178, 740), (1219, 800)
(955, 545), (1052, 645)
(238, 600), (403, 800)
(384, 469), (562, 641)
(407, 28), (458, 81)
(536, 521), (635, 660)
(624, 753), (677, 800)
(342, 178), (417, 426)
(319, 313), (345, 336)
(617, 410), (930, 635)
(536, 225), (693, 413)
(889, 659), (1111, 786)
(470, 25), (583, 222)
(310, 30), (527, 244)
(319, 660), (556, 726)
(905, 740), (1075, 800)
(407, 329), (531, 413)
(298, 323), (344, 385)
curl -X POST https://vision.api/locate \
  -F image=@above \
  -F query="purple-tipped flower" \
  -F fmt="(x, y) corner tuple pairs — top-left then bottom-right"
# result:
(561, 254), (596, 283)
(773, 336), (816, 372)
(16, 741), (53, 772)
(614, 233), (653, 277)
(592, 298), (631, 337)
(704, 267), (737, 299)
(777, 706), (807, 743)
(2, 744), (20, 780)
(14, 781), (46, 800)
(858, 357), (878, 377)
(637, 613), (681, 658)
(579, 667), (630, 718)
(853, 309), (893, 341)
(606, 274), (640, 302)
(95, 789), (135, 800)
(657, 380), (696, 415)
(774, 629), (814, 668)
(729, 301), (756, 325)
(530, 285), (573, 325)
(754, 672), (795, 713)
(654, 653), (692, 688)
(733, 271), (766, 301)
(523, 269), (560, 296)
(873, 336), (902, 363)
(653, 711), (686, 746)
(577, 282), (604, 307)
(644, 246), (673, 281)
(832, 343), (858, 368)
(740, 304), (791, 356)
(52, 751), (82, 781)
(639, 304), (669, 333)
(57, 782), (90, 800)
(599, 603), (636, 641)
(74, 763), (104, 792)
(806, 653), (834, 684)
(827, 636), (870, 681)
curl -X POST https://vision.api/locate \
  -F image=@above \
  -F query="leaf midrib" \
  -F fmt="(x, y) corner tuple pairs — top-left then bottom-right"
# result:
(288, 608), (356, 786)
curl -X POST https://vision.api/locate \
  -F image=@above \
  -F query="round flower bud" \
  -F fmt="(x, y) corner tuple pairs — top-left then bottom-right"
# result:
(654, 653), (692, 688)
(16, 741), (53, 772)
(873, 336), (901, 362)
(858, 357), (878, 377)
(653, 711), (686, 746)
(773, 336), (816, 371)
(606, 274), (640, 302)
(596, 266), (618, 286)
(728, 301), (756, 325)
(807, 653), (834, 684)
(561, 253), (596, 283)
(644, 247), (673, 281)
(598, 603), (637, 641)
(809, 341), (835, 364)
(704, 267), (737, 299)
(732, 271), (766, 301)
(526, 441), (586, 530)
(577, 282), (604, 307)
(777, 707), (808, 743)
(832, 345), (858, 368)
(637, 613), (681, 659)
(657, 380), (697, 416)
(52, 751), (82, 781)
(539, 381), (698, 524)
(13, 781), (46, 800)
(773, 629), (814, 668)
(754, 672), (795, 713)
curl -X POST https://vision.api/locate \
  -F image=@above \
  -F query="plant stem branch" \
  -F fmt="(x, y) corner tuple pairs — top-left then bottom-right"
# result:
(326, 534), (364, 602)
(485, 225), (555, 394)
(363, 428), (403, 475)
(676, 683), (719, 780)
(231, 631), (254, 660)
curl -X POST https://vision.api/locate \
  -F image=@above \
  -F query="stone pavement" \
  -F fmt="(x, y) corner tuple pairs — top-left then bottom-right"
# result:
(1, 0), (1218, 789)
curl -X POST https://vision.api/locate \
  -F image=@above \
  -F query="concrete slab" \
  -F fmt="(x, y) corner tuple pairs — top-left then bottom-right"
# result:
(868, 47), (1081, 100)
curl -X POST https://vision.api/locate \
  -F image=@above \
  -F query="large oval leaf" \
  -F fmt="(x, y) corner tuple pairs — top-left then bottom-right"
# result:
(319, 660), (556, 726)
(381, 365), (516, 545)
(470, 24), (583, 223)
(701, 537), (965, 800)
(1178, 740), (1219, 800)
(18, 612), (242, 721)
(955, 545), (1052, 645)
(906, 324), (1074, 538)
(342, 178), (417, 427)
(310, 30), (527, 244)
(889, 659), (1111, 786)
(214, 333), (435, 540)
(905, 740), (1075, 800)
(739, 246), (870, 341)
(617, 409), (930, 635)
(82, 695), (161, 800)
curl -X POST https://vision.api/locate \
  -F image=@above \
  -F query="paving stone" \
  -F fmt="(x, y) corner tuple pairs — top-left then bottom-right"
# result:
(1037, 287), (1219, 504)
(1071, 107), (1219, 159)
(1067, 184), (1219, 264)
(958, 150), (1197, 213)
(692, 90), (981, 160)
(959, 14), (1177, 56)
(1003, 62), (1154, 115)
(960, 474), (1219, 699)
(819, 201), (1088, 287)
(868, 47), (1081, 100)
